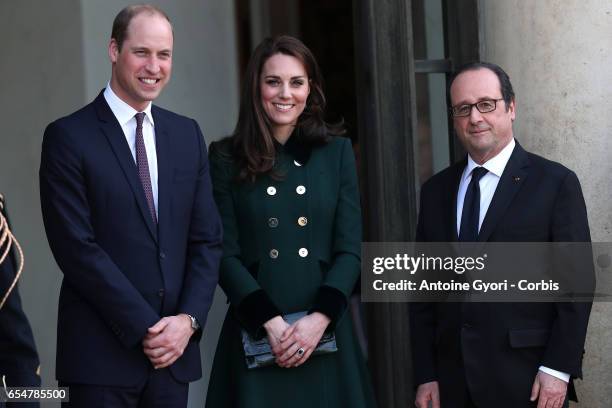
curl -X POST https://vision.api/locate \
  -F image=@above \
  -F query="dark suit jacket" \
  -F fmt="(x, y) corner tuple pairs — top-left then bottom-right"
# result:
(39, 91), (222, 386)
(410, 142), (592, 407)
(0, 196), (41, 406)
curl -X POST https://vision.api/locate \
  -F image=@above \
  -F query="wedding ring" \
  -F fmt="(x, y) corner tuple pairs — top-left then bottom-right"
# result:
(297, 347), (305, 357)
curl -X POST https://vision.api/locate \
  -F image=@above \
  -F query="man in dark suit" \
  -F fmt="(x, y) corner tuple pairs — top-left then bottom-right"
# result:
(0, 194), (40, 408)
(410, 62), (591, 408)
(39, 5), (222, 407)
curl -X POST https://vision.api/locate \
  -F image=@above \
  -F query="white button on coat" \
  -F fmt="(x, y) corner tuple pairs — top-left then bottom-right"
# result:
(296, 185), (306, 195)
(298, 248), (308, 257)
(267, 186), (277, 196)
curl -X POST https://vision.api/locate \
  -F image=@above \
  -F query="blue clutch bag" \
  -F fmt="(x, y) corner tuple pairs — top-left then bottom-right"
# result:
(240, 311), (338, 369)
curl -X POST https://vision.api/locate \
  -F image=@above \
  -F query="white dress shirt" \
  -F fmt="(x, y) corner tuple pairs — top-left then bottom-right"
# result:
(456, 137), (570, 383)
(103, 84), (158, 217)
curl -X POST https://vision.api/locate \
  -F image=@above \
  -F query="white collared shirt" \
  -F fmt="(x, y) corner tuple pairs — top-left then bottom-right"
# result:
(103, 84), (158, 217)
(455, 137), (570, 383)
(456, 138), (515, 235)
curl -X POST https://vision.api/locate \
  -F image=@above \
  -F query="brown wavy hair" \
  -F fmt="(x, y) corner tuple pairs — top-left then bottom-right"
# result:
(226, 35), (344, 182)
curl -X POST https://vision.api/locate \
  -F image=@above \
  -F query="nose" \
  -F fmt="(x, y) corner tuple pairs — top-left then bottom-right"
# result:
(279, 82), (291, 99)
(145, 57), (160, 74)
(469, 105), (483, 124)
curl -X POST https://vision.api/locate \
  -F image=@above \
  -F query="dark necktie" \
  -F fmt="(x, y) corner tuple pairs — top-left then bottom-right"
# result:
(135, 112), (157, 223)
(459, 167), (488, 242)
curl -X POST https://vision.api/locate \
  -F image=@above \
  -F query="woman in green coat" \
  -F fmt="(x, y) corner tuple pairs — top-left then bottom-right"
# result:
(206, 35), (377, 408)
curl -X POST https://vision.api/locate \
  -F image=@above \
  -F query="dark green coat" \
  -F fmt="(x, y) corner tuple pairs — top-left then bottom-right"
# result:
(206, 135), (377, 407)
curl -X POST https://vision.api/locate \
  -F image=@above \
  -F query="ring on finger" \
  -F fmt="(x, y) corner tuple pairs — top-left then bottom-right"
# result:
(297, 347), (305, 357)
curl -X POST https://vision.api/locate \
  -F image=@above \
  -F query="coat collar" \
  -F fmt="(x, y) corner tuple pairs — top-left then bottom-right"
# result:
(278, 130), (313, 166)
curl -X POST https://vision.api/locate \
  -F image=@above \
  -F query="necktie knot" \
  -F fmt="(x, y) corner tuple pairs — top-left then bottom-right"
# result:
(471, 167), (488, 183)
(135, 112), (145, 128)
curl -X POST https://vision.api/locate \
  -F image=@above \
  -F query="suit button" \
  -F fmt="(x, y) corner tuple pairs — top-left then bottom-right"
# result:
(267, 186), (277, 196)
(159, 252), (166, 260)
(297, 216), (308, 227)
(268, 217), (279, 228)
(294, 160), (302, 167)
(298, 248), (308, 257)
(270, 249), (279, 259)
(158, 289), (165, 298)
(296, 185), (306, 195)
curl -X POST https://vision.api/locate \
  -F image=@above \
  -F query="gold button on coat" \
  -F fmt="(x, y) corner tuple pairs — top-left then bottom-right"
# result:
(268, 217), (279, 228)
(296, 185), (306, 195)
(267, 186), (277, 196)
(298, 248), (308, 257)
(270, 249), (279, 259)
(298, 216), (308, 226)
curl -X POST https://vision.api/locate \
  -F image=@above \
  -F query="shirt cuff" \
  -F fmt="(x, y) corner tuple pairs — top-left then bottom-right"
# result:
(539, 366), (570, 383)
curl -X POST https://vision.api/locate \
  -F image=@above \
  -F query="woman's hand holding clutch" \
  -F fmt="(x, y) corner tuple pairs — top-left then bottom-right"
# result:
(276, 312), (331, 368)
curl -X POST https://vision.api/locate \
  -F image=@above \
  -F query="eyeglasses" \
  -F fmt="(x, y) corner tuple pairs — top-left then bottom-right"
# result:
(450, 99), (504, 117)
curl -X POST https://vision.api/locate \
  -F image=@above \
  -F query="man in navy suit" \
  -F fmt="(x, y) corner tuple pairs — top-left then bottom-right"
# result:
(411, 63), (591, 408)
(39, 5), (222, 407)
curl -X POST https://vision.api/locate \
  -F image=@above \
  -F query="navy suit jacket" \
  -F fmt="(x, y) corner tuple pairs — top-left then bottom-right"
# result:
(410, 142), (592, 407)
(39, 91), (222, 385)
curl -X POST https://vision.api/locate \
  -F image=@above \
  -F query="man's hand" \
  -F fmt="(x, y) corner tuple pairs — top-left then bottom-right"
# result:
(530, 371), (568, 408)
(415, 381), (440, 408)
(142, 314), (195, 369)
(276, 312), (330, 368)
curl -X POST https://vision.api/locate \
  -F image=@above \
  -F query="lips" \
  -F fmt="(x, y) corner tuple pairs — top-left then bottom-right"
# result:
(273, 103), (294, 112)
(139, 77), (160, 85)
(470, 128), (490, 135)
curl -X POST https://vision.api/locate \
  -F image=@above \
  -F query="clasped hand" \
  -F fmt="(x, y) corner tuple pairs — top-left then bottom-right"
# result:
(263, 312), (330, 368)
(142, 314), (195, 369)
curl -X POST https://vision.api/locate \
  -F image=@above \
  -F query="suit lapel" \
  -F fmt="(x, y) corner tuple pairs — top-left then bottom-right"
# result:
(478, 143), (529, 242)
(152, 106), (171, 243)
(94, 92), (158, 242)
(448, 160), (465, 242)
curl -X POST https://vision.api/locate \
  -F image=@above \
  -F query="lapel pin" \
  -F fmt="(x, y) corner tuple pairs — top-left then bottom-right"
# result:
(513, 176), (521, 182)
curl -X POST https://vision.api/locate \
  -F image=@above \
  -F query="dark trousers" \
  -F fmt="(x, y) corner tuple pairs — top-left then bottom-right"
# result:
(60, 368), (188, 408)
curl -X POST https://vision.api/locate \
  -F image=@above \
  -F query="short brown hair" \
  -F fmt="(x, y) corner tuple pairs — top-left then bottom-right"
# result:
(111, 4), (172, 51)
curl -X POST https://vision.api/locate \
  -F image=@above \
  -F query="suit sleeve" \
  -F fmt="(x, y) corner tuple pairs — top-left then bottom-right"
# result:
(408, 181), (438, 386)
(309, 138), (362, 328)
(39, 121), (160, 348)
(209, 145), (281, 336)
(176, 121), (223, 337)
(542, 170), (592, 378)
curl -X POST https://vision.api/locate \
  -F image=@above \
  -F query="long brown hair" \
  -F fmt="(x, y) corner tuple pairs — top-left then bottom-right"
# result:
(226, 35), (344, 182)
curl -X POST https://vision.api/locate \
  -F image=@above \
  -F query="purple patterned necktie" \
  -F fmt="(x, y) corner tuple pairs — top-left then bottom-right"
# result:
(135, 112), (157, 223)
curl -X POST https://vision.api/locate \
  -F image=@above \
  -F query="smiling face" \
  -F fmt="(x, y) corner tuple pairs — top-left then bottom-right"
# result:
(259, 53), (310, 142)
(108, 12), (173, 111)
(450, 68), (515, 164)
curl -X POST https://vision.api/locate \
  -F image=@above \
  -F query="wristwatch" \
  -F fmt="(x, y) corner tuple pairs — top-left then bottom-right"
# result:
(186, 314), (200, 331)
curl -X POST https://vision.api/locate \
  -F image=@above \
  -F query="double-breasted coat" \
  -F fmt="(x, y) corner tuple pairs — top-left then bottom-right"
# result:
(205, 135), (377, 407)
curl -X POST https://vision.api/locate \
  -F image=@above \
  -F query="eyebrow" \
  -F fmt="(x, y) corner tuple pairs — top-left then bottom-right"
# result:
(454, 96), (502, 105)
(263, 75), (307, 79)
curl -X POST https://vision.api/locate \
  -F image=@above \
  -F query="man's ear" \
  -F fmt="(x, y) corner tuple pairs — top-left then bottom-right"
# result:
(109, 39), (119, 63)
(509, 98), (516, 121)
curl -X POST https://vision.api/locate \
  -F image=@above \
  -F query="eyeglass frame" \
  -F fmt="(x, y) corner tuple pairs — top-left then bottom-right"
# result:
(450, 98), (505, 118)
